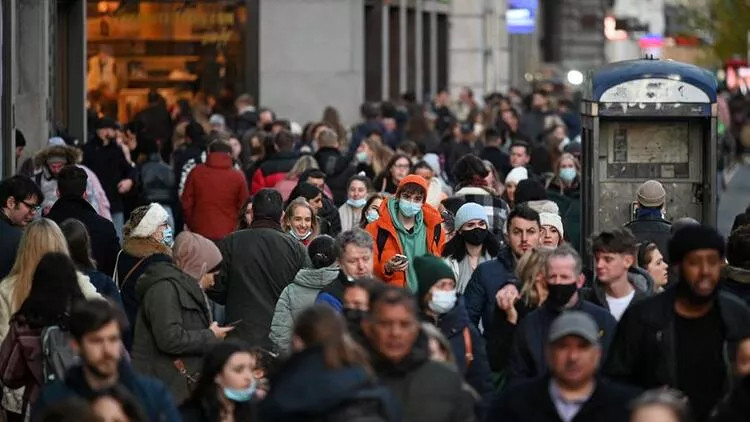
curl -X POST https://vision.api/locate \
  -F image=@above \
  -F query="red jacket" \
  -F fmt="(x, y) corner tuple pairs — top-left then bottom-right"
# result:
(181, 153), (249, 240)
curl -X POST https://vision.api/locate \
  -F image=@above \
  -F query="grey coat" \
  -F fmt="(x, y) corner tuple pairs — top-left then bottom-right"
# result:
(132, 261), (218, 403)
(269, 266), (340, 353)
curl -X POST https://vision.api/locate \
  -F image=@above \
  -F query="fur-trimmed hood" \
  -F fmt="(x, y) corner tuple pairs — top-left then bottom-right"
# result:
(123, 236), (172, 258)
(33, 144), (82, 168)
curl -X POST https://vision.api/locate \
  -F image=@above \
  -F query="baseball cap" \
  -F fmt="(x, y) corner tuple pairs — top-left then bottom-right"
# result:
(548, 311), (600, 345)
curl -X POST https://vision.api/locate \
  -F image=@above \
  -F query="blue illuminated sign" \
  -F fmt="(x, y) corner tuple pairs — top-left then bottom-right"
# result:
(507, 0), (538, 34)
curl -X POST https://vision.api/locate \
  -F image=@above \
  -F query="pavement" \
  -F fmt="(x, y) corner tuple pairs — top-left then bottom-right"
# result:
(718, 162), (750, 237)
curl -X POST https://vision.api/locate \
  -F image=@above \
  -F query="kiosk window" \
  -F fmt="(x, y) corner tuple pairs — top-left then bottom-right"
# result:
(606, 122), (690, 179)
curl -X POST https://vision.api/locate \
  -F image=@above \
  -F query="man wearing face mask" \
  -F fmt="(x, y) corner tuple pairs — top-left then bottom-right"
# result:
(414, 255), (494, 402)
(605, 225), (750, 421)
(365, 175), (446, 291)
(507, 245), (617, 383)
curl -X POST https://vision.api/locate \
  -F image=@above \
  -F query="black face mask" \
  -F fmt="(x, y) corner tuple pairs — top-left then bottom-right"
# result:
(343, 308), (366, 329)
(461, 228), (489, 246)
(675, 276), (718, 306)
(546, 284), (577, 310)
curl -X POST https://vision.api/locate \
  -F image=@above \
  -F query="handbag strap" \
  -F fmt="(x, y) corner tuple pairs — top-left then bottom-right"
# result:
(462, 327), (474, 370)
(119, 256), (148, 291)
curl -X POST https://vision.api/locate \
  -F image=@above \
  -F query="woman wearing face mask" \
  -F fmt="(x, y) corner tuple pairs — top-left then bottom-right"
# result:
(442, 203), (501, 294)
(545, 153), (582, 250)
(260, 305), (399, 421)
(487, 247), (551, 371)
(180, 340), (259, 422)
(413, 255), (493, 400)
(282, 198), (318, 247)
(637, 242), (668, 293)
(338, 176), (372, 232)
(132, 231), (233, 403)
(116, 203), (174, 350)
(358, 193), (385, 229)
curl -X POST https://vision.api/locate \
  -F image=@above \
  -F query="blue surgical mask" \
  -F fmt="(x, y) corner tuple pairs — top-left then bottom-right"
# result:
(398, 199), (422, 218)
(289, 229), (312, 241)
(223, 380), (257, 402)
(428, 290), (457, 314)
(347, 198), (367, 208)
(559, 168), (577, 183)
(365, 209), (379, 223)
(355, 151), (369, 163)
(162, 226), (174, 248)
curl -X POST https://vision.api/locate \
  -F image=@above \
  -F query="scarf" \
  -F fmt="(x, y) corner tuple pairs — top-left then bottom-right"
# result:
(456, 252), (492, 294)
(636, 207), (663, 220)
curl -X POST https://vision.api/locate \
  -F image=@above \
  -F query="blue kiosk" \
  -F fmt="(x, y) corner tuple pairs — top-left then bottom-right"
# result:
(580, 58), (717, 251)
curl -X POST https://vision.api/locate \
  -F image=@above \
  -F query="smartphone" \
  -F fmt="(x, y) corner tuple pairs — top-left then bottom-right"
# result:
(393, 254), (408, 264)
(227, 319), (243, 327)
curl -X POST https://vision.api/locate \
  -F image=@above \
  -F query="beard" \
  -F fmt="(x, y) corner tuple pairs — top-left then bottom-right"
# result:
(675, 274), (718, 306)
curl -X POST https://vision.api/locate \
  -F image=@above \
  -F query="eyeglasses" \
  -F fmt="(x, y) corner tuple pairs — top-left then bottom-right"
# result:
(20, 200), (41, 213)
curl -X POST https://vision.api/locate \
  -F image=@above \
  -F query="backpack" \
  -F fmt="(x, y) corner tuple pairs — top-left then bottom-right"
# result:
(41, 326), (79, 383)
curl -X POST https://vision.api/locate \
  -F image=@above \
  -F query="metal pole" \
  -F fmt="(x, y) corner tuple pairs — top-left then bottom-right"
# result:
(415, 0), (423, 100)
(381, 2), (390, 100)
(399, 0), (407, 95)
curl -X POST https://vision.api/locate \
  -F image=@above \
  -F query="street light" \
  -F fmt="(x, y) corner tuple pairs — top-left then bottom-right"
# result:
(567, 70), (584, 86)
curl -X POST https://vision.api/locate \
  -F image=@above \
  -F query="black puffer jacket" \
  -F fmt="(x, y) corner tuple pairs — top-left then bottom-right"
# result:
(132, 261), (217, 403)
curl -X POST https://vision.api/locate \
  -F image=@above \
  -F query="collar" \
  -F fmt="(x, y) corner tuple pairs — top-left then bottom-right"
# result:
(549, 378), (595, 405)
(205, 152), (233, 168)
(250, 218), (282, 232)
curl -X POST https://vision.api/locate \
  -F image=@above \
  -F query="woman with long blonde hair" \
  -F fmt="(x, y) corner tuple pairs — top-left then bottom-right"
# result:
(282, 198), (319, 247)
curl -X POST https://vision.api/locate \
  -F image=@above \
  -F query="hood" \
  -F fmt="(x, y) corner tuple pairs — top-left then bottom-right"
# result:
(293, 267), (340, 289)
(628, 266), (655, 294)
(261, 347), (373, 417)
(205, 152), (233, 169)
(173, 232), (222, 280)
(725, 265), (750, 284)
(33, 144), (82, 168)
(123, 236), (172, 258)
(135, 261), (187, 300)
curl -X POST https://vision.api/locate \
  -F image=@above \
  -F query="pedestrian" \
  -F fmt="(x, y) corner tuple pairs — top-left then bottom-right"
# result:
(313, 127), (350, 205)
(353, 135), (390, 179)
(89, 386), (148, 422)
(47, 166), (120, 276)
(546, 153), (582, 249)
(723, 225), (750, 305)
(34, 300), (180, 422)
(362, 286), (476, 422)
(413, 255), (494, 401)
(464, 205), (539, 337)
(0, 175), (42, 279)
(489, 311), (639, 422)
(636, 242), (668, 293)
(261, 305), (399, 422)
(412, 161), (448, 207)
(208, 189), (309, 349)
(281, 197), (318, 246)
(629, 389), (691, 422)
(507, 245), (617, 381)
(359, 193), (385, 229)
(269, 235), (339, 353)
(179, 340), (260, 422)
(134, 137), (176, 225)
(487, 247), (552, 372)
(115, 203), (173, 349)
(582, 229), (654, 321)
(365, 174), (445, 291)
(338, 175), (372, 232)
(236, 198), (252, 231)
(340, 278), (384, 345)
(624, 180), (672, 261)
(479, 127), (512, 178)
(0, 253), (85, 420)
(297, 169), (342, 236)
(605, 225), (750, 421)
(132, 231), (231, 403)
(452, 154), (511, 242)
(82, 117), (137, 240)
(442, 202), (502, 294)
(59, 218), (122, 306)
(250, 130), (299, 195)
(373, 153), (411, 194)
(503, 166), (528, 207)
(272, 155), (322, 202)
(316, 228), (375, 311)
(539, 212), (565, 247)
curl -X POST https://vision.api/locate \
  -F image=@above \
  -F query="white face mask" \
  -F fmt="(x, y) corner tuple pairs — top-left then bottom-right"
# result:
(428, 290), (457, 314)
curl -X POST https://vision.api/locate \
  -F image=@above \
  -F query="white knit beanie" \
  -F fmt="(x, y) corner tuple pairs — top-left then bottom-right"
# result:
(130, 203), (169, 238)
(505, 167), (528, 185)
(539, 212), (564, 239)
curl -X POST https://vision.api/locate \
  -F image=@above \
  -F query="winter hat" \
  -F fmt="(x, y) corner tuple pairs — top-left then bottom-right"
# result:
(127, 203), (169, 238)
(209, 114), (226, 129)
(395, 174), (428, 196)
(637, 180), (666, 208)
(505, 167), (528, 185)
(515, 179), (547, 205)
(671, 217), (700, 235)
(527, 199), (560, 215)
(173, 231), (222, 281)
(95, 117), (118, 131)
(668, 224), (725, 264)
(48, 137), (67, 147)
(454, 202), (488, 231)
(414, 255), (456, 300)
(540, 212), (564, 239)
(422, 153), (442, 176)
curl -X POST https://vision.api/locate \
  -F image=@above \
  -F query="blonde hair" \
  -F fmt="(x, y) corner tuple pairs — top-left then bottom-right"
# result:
(282, 198), (319, 235)
(546, 153), (581, 192)
(517, 247), (553, 307)
(286, 156), (319, 180)
(7, 219), (71, 312)
(362, 137), (393, 175)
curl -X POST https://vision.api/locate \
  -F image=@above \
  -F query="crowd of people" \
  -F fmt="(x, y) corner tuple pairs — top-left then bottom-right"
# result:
(0, 85), (749, 422)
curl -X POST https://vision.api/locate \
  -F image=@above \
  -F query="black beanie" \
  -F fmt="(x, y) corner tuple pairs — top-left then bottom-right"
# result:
(515, 179), (547, 205)
(668, 224), (725, 264)
(413, 255), (456, 301)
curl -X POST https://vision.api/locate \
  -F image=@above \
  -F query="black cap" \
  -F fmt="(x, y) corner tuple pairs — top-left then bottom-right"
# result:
(95, 116), (119, 131)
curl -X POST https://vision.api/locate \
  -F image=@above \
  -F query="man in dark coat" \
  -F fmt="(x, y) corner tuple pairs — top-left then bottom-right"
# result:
(479, 127), (511, 178)
(604, 225), (750, 422)
(299, 169), (343, 236)
(363, 287), (476, 422)
(507, 245), (617, 382)
(250, 130), (299, 195)
(34, 300), (180, 422)
(232, 93), (258, 136)
(208, 189), (310, 349)
(623, 180), (672, 261)
(489, 311), (639, 422)
(0, 175), (42, 278)
(47, 166), (120, 276)
(313, 127), (352, 206)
